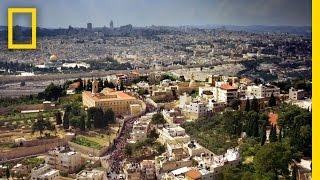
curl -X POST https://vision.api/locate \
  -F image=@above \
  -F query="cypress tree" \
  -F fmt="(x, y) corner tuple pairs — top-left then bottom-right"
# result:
(251, 97), (259, 112)
(278, 128), (282, 142)
(246, 118), (252, 137)
(86, 118), (92, 129)
(103, 79), (109, 88)
(268, 93), (277, 107)
(253, 118), (259, 137)
(55, 111), (62, 125)
(62, 105), (71, 130)
(98, 79), (104, 91)
(269, 125), (273, 141)
(120, 81), (125, 91)
(245, 98), (250, 111)
(260, 125), (267, 146)
(270, 125), (278, 142)
(63, 111), (70, 129)
(79, 115), (86, 131)
(6, 167), (10, 178)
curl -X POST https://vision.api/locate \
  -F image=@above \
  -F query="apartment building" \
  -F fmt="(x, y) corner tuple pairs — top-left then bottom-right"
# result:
(46, 146), (82, 174)
(289, 87), (305, 100)
(30, 164), (59, 180)
(158, 125), (190, 145)
(76, 169), (105, 180)
(212, 84), (238, 103)
(246, 84), (280, 98)
(128, 115), (151, 143)
(123, 163), (141, 180)
(140, 160), (156, 180)
(186, 101), (208, 118)
(162, 109), (185, 124)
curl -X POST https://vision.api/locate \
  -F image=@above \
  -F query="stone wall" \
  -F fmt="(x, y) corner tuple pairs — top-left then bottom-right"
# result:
(0, 138), (67, 162)
(68, 141), (109, 157)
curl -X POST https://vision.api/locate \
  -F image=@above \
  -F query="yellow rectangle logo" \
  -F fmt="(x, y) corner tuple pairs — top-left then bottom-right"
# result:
(7, 8), (37, 50)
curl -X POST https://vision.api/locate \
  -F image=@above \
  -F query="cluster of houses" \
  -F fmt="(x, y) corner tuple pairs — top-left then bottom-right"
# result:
(150, 74), (310, 120)
(8, 146), (105, 179)
(124, 122), (240, 180)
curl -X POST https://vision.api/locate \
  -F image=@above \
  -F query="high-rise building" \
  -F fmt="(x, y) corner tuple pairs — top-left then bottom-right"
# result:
(87, 23), (92, 30)
(110, 20), (114, 29)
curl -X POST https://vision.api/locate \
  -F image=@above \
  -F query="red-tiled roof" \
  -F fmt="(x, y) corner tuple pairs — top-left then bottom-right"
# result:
(185, 169), (202, 179)
(68, 81), (80, 90)
(220, 84), (237, 90)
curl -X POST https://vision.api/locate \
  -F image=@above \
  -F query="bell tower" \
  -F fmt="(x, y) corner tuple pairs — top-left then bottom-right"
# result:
(92, 80), (99, 94)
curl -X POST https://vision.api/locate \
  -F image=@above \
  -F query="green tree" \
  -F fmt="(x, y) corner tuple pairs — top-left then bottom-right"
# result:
(259, 113), (269, 127)
(252, 118), (259, 137)
(124, 144), (133, 157)
(246, 111), (259, 137)
(105, 81), (115, 89)
(41, 83), (64, 101)
(245, 98), (251, 111)
(70, 117), (80, 128)
(79, 114), (86, 131)
(86, 117), (92, 129)
(222, 166), (244, 180)
(151, 113), (166, 125)
(268, 93), (277, 107)
(224, 111), (242, 135)
(278, 128), (282, 142)
(104, 108), (115, 125)
(179, 75), (185, 82)
(278, 104), (311, 157)
(269, 125), (278, 142)
(94, 108), (104, 128)
(103, 79), (108, 88)
(6, 167), (10, 178)
(87, 107), (107, 129)
(63, 106), (71, 129)
(260, 125), (267, 146)
(98, 78), (104, 91)
(55, 111), (62, 125)
(86, 79), (92, 91)
(120, 81), (125, 91)
(32, 114), (55, 137)
(254, 142), (292, 178)
(147, 128), (159, 140)
(251, 97), (259, 112)
(229, 99), (240, 110)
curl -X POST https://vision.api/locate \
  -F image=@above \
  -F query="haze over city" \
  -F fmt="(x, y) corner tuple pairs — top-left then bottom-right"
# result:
(1, 0), (312, 28)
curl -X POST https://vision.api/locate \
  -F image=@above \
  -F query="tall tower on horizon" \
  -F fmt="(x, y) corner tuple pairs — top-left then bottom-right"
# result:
(110, 20), (114, 29)
(87, 23), (92, 30)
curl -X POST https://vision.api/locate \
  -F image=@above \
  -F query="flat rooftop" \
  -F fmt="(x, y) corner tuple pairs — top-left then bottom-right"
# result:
(83, 88), (136, 102)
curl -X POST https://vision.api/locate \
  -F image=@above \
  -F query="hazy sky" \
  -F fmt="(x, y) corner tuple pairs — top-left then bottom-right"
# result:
(1, 0), (311, 28)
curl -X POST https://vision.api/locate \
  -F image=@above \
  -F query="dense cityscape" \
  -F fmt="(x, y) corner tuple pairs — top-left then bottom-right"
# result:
(0, 1), (312, 180)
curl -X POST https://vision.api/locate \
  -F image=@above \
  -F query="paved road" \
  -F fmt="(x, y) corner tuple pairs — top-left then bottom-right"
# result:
(0, 61), (235, 84)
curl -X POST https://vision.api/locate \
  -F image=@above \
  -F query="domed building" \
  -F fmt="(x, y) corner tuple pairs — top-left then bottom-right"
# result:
(49, 54), (58, 62)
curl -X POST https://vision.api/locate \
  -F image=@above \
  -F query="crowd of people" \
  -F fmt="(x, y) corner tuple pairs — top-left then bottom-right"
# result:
(104, 103), (157, 179)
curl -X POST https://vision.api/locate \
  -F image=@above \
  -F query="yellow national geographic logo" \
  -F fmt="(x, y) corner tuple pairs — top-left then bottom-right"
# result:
(7, 8), (37, 50)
